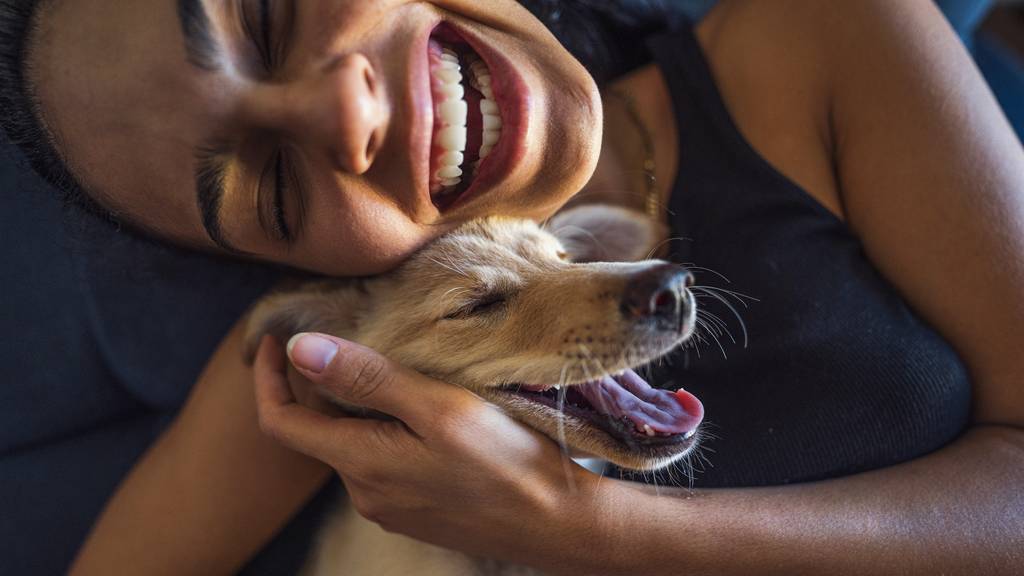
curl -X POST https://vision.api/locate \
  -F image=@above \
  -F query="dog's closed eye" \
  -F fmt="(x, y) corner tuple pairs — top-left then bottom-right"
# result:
(443, 292), (509, 320)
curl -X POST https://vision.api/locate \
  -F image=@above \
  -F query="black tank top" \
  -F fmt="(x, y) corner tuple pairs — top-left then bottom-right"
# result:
(626, 24), (972, 487)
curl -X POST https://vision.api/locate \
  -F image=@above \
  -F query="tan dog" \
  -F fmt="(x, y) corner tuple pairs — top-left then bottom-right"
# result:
(245, 205), (704, 576)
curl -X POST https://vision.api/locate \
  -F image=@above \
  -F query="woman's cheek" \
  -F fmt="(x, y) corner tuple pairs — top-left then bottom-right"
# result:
(298, 204), (440, 276)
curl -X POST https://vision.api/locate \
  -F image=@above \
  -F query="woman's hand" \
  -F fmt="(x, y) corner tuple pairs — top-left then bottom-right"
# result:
(252, 333), (603, 571)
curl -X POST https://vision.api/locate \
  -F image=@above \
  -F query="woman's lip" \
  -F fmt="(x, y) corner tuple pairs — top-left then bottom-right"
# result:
(409, 20), (436, 206)
(429, 21), (531, 213)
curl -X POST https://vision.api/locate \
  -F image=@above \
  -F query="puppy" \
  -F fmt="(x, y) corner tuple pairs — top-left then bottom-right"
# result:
(245, 205), (704, 576)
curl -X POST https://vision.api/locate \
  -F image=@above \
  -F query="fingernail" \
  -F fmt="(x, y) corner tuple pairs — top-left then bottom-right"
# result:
(287, 333), (339, 373)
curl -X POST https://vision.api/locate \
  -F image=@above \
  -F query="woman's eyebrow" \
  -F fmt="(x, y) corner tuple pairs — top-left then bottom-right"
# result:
(177, 0), (222, 71)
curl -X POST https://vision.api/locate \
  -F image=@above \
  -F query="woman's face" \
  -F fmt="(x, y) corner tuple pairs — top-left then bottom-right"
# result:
(30, 0), (602, 275)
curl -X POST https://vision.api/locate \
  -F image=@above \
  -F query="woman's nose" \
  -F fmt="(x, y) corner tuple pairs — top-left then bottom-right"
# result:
(317, 53), (387, 174)
(261, 53), (389, 175)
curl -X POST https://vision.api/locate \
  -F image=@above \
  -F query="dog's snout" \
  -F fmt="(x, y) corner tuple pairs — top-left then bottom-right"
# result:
(621, 264), (694, 324)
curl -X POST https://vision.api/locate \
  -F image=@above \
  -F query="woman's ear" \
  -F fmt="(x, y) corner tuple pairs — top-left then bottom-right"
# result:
(243, 282), (364, 364)
(546, 204), (665, 263)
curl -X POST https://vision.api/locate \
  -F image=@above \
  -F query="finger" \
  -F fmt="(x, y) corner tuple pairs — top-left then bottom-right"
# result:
(253, 335), (411, 467)
(286, 333), (469, 431)
(253, 334), (295, 405)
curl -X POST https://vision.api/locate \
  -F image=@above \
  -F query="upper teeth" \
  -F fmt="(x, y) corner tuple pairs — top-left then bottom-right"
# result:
(432, 47), (503, 190)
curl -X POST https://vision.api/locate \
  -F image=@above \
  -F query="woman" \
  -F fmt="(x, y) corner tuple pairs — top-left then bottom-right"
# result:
(1, 0), (1021, 574)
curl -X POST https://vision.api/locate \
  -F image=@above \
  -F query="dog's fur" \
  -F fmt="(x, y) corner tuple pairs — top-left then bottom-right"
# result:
(245, 205), (698, 576)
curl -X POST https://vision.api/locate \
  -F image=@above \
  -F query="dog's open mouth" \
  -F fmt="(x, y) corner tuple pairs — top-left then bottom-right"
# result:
(500, 368), (703, 447)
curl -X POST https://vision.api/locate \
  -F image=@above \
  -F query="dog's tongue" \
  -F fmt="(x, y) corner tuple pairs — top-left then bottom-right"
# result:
(578, 369), (703, 436)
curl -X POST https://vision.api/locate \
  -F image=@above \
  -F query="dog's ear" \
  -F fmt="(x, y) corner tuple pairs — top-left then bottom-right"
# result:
(242, 281), (364, 364)
(547, 204), (665, 263)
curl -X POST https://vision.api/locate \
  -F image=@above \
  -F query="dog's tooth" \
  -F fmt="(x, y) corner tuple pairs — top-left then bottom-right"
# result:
(684, 429), (696, 440)
(553, 384), (561, 390)
(643, 424), (656, 437)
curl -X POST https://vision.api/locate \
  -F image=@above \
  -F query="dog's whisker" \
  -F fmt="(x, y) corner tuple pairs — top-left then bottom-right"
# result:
(695, 313), (726, 339)
(692, 287), (750, 348)
(695, 317), (729, 359)
(697, 308), (730, 331)
(692, 284), (758, 307)
(698, 310), (738, 346)
(678, 264), (735, 286)
(644, 236), (691, 261)
(426, 256), (469, 279)
(555, 363), (578, 494)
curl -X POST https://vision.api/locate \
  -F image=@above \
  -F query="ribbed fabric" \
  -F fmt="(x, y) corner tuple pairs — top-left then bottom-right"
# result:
(620, 23), (972, 487)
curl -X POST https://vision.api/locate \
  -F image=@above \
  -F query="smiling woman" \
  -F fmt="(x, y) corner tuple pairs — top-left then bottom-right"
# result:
(4, 0), (1024, 575)
(23, 0), (601, 274)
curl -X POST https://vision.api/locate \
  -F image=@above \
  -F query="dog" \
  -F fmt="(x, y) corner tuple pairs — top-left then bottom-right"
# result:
(244, 204), (704, 576)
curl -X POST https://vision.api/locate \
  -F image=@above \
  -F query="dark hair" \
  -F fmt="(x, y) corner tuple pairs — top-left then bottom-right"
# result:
(517, 0), (690, 84)
(0, 0), (101, 212)
(0, 0), (687, 211)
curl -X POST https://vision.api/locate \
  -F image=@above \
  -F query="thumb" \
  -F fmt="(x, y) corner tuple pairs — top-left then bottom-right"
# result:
(286, 332), (448, 429)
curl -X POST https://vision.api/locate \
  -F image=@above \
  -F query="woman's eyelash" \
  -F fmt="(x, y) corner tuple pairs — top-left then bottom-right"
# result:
(272, 151), (292, 241)
(255, 149), (293, 242)
(241, 0), (274, 71)
(241, 0), (295, 74)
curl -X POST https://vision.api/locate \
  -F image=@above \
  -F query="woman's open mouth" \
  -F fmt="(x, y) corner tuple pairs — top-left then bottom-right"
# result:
(425, 23), (529, 212)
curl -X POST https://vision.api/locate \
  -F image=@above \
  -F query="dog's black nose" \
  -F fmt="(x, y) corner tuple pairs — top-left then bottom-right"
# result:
(621, 264), (694, 325)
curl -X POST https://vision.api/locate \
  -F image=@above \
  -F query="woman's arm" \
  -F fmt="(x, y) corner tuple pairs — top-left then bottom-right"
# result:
(254, 1), (1024, 575)
(69, 321), (332, 576)
(584, 426), (1024, 575)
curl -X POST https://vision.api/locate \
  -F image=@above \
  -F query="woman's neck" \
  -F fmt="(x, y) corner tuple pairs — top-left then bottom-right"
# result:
(575, 64), (680, 217)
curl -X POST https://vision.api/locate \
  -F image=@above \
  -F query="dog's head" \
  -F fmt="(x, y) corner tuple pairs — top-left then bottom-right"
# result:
(246, 205), (703, 470)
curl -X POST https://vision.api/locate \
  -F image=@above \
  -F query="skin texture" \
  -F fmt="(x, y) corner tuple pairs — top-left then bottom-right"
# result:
(65, 0), (1024, 574)
(29, 0), (601, 275)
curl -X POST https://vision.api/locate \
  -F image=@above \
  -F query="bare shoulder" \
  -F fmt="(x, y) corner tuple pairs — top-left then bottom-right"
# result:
(689, 0), (994, 220)
(702, 0), (1024, 426)
(692, 0), (846, 218)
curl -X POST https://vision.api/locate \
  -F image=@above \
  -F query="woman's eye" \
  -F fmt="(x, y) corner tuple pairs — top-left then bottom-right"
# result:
(240, 0), (271, 69)
(255, 148), (295, 242)
(240, 0), (294, 74)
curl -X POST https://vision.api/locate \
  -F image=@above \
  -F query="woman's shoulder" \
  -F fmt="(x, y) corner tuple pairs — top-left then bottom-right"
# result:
(689, 0), (925, 221)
